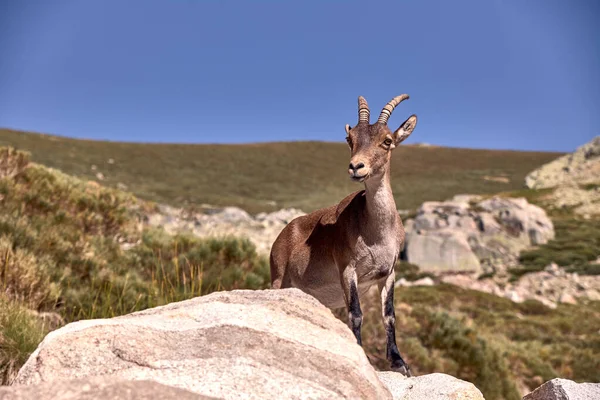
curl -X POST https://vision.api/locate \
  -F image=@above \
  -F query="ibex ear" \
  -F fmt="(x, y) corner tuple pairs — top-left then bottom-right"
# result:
(345, 124), (352, 135)
(393, 114), (417, 145)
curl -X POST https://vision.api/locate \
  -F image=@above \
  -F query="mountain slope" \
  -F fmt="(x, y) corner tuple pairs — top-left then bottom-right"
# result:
(0, 128), (563, 214)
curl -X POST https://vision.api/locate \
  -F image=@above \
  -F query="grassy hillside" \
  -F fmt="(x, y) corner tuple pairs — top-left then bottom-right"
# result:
(0, 128), (563, 214)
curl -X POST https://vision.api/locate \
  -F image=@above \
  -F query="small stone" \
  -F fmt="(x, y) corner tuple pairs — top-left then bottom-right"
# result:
(558, 293), (577, 305)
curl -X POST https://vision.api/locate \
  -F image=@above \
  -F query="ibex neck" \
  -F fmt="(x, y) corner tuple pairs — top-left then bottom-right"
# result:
(363, 169), (397, 228)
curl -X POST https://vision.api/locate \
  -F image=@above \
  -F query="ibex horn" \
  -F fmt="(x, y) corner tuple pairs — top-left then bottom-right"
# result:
(377, 94), (409, 125)
(358, 96), (370, 123)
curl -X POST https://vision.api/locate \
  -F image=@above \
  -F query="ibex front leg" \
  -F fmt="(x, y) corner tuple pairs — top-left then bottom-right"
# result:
(342, 268), (363, 346)
(379, 269), (411, 376)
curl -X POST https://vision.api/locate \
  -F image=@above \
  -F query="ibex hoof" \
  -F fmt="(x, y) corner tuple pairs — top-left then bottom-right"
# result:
(391, 361), (412, 377)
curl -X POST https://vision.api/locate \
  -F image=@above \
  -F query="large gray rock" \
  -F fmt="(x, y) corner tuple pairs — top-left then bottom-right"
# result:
(405, 229), (482, 274)
(14, 288), (391, 400)
(377, 372), (484, 400)
(0, 377), (212, 400)
(404, 195), (554, 275)
(525, 136), (600, 189)
(523, 378), (600, 400)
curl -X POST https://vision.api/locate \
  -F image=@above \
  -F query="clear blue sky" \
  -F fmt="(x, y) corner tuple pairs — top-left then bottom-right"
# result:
(0, 1), (598, 152)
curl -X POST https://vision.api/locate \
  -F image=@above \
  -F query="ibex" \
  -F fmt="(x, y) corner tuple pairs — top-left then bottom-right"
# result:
(270, 94), (417, 376)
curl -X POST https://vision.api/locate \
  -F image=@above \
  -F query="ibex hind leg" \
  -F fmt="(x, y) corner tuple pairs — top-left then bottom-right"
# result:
(379, 270), (412, 377)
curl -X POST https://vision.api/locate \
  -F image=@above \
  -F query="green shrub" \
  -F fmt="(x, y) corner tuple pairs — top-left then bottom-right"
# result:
(413, 308), (520, 400)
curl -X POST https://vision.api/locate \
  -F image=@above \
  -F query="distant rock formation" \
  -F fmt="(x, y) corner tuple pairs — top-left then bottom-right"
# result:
(525, 135), (600, 189)
(403, 194), (554, 276)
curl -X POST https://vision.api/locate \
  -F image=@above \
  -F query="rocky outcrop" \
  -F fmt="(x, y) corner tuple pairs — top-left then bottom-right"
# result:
(441, 264), (600, 308)
(525, 136), (600, 189)
(403, 194), (554, 275)
(0, 377), (212, 399)
(14, 288), (392, 399)
(523, 377), (600, 400)
(377, 372), (484, 400)
(144, 204), (305, 255)
(548, 184), (600, 217)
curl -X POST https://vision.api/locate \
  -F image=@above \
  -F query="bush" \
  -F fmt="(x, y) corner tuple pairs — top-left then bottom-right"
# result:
(413, 308), (520, 400)
(0, 235), (60, 310)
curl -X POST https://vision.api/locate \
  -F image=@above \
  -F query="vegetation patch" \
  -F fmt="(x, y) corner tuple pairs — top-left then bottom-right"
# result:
(356, 284), (600, 400)
(0, 296), (49, 385)
(0, 147), (270, 382)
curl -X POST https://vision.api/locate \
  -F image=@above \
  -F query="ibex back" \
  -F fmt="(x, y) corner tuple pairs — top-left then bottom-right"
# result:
(270, 94), (417, 376)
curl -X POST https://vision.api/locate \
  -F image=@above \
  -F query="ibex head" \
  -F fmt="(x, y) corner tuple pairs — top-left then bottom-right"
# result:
(345, 95), (417, 182)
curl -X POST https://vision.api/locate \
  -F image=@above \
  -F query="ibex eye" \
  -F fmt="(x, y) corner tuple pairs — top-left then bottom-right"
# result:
(384, 138), (393, 146)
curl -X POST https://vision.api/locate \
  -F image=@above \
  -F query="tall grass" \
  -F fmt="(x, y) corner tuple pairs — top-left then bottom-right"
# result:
(0, 296), (48, 385)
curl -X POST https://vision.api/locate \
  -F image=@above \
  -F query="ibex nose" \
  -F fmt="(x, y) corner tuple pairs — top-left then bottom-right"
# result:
(349, 162), (365, 172)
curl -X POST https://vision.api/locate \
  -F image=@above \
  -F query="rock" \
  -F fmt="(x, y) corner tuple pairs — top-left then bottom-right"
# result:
(377, 372), (484, 400)
(0, 377), (211, 399)
(394, 277), (435, 288)
(525, 136), (600, 189)
(14, 288), (391, 400)
(441, 270), (600, 306)
(404, 195), (554, 275)
(405, 229), (482, 274)
(255, 208), (305, 225)
(478, 197), (554, 245)
(548, 185), (600, 216)
(212, 207), (253, 223)
(504, 290), (524, 303)
(558, 293), (577, 305)
(411, 277), (435, 286)
(418, 200), (471, 216)
(523, 377), (600, 400)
